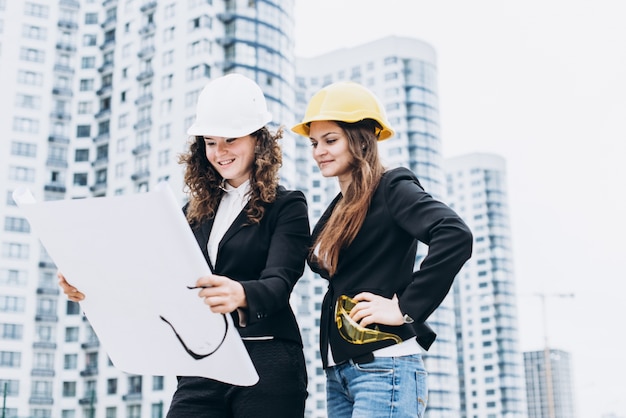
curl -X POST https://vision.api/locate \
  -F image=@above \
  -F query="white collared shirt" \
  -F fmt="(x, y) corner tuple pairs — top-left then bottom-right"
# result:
(207, 180), (251, 266)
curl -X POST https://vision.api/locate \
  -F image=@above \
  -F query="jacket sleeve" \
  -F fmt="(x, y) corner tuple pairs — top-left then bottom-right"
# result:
(240, 190), (310, 325)
(384, 168), (473, 324)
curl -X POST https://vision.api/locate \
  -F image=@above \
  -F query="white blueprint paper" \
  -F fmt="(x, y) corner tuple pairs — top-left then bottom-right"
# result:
(12, 183), (258, 386)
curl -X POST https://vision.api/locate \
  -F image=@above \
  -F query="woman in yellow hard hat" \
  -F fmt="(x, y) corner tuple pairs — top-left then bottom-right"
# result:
(60, 74), (310, 418)
(292, 81), (473, 418)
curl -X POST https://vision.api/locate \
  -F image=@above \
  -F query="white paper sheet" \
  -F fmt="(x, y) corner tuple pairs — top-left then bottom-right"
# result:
(13, 183), (258, 386)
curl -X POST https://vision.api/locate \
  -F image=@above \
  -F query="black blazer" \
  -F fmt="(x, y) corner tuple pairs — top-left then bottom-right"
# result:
(186, 186), (310, 346)
(309, 167), (473, 367)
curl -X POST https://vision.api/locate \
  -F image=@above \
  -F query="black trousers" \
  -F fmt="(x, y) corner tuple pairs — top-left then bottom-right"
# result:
(166, 339), (308, 418)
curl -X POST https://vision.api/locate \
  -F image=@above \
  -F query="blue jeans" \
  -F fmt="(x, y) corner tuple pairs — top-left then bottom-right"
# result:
(325, 354), (428, 418)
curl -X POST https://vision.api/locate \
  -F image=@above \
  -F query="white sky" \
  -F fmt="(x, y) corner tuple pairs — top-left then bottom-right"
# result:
(293, 1), (626, 416)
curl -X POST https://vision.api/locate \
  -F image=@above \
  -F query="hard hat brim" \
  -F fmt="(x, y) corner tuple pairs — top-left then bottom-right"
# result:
(187, 112), (272, 138)
(291, 118), (394, 141)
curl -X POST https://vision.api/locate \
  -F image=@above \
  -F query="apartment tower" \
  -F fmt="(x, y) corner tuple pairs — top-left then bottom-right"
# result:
(444, 153), (527, 417)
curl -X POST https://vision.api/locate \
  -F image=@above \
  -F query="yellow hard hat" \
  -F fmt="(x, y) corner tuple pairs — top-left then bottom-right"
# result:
(291, 81), (394, 141)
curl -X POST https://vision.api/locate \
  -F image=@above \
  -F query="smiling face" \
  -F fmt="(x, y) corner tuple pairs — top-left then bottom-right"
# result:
(309, 120), (355, 184)
(204, 134), (256, 187)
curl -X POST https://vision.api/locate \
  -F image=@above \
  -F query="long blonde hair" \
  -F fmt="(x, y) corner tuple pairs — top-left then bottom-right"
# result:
(312, 119), (385, 276)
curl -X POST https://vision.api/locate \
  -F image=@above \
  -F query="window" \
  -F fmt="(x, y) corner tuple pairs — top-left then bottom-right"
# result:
(84, 12), (98, 24)
(128, 376), (142, 394)
(66, 300), (81, 315)
(20, 47), (45, 62)
(152, 376), (164, 390)
(76, 125), (91, 138)
(83, 34), (97, 46)
(157, 150), (170, 167)
(162, 74), (173, 89)
(11, 141), (37, 157)
(163, 26), (175, 42)
(0, 351), (21, 367)
(65, 327), (79, 342)
(107, 378), (117, 394)
(79, 79), (94, 91)
(4, 217), (30, 233)
(81, 56), (96, 68)
(17, 70), (43, 86)
(75, 149), (89, 162)
(13, 117), (39, 133)
(77, 101), (93, 114)
(2, 243), (30, 259)
(1, 323), (23, 340)
(64, 354), (77, 370)
(24, 2), (49, 18)
(73, 173), (88, 186)
(0, 379), (18, 396)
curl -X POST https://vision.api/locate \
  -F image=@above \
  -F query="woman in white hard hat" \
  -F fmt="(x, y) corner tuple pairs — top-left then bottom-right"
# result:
(291, 81), (473, 418)
(60, 74), (309, 417)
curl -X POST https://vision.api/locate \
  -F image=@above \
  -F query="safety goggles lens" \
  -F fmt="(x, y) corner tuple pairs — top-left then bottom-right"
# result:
(334, 295), (402, 345)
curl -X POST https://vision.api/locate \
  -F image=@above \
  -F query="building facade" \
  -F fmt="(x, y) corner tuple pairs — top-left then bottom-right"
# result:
(524, 349), (577, 418)
(294, 36), (462, 418)
(444, 153), (527, 417)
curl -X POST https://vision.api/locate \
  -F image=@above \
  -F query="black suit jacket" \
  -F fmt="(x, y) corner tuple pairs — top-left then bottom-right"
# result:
(186, 186), (310, 345)
(309, 167), (473, 367)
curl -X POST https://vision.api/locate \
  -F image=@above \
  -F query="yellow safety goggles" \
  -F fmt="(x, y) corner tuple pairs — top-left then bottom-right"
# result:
(335, 295), (402, 345)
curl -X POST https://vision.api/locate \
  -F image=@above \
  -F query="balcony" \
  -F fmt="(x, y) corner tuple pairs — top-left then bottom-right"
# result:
(140, 1), (157, 13)
(137, 46), (155, 59)
(138, 22), (156, 35)
(44, 182), (67, 193)
(81, 340), (100, 350)
(36, 287), (60, 296)
(131, 170), (150, 181)
(90, 182), (107, 195)
(92, 132), (110, 145)
(122, 392), (143, 402)
(134, 93), (153, 106)
(46, 158), (68, 169)
(49, 134), (70, 144)
(52, 86), (73, 97)
(60, 0), (80, 8)
(101, 16), (117, 30)
(80, 367), (99, 377)
(29, 395), (54, 405)
(56, 42), (77, 52)
(133, 118), (152, 130)
(98, 61), (114, 74)
(53, 64), (75, 74)
(31, 368), (55, 378)
(35, 314), (59, 322)
(95, 108), (111, 120)
(50, 110), (72, 121)
(99, 39), (116, 52)
(96, 85), (113, 96)
(132, 143), (151, 156)
(58, 20), (78, 30)
(33, 342), (57, 350)
(136, 69), (154, 82)
(91, 157), (109, 169)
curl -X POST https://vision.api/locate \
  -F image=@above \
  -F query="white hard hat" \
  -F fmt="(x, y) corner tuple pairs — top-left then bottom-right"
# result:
(187, 73), (272, 138)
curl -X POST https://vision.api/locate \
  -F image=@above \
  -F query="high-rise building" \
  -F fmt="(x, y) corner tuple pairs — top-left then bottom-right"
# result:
(294, 36), (462, 418)
(524, 349), (577, 418)
(0, 1), (298, 417)
(444, 153), (527, 417)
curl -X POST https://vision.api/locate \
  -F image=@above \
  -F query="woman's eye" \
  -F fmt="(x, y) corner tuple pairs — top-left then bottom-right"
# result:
(225, 138), (236, 143)
(310, 142), (318, 148)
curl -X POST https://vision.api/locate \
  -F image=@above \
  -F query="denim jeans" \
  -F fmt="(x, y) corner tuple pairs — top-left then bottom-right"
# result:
(325, 354), (428, 418)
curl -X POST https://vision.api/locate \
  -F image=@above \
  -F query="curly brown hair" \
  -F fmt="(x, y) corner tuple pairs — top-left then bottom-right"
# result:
(179, 126), (283, 226)
(311, 119), (385, 276)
